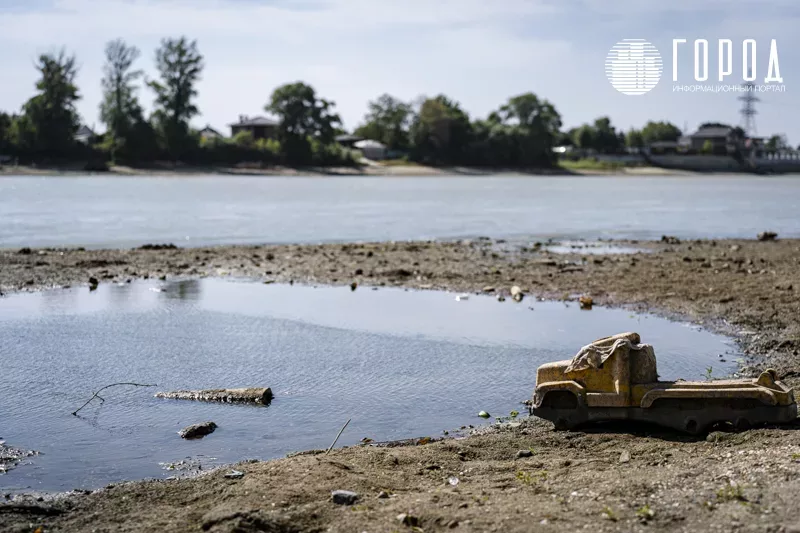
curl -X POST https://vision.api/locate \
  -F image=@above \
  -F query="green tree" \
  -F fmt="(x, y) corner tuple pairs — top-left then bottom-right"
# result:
(267, 82), (341, 163)
(409, 95), (471, 163)
(640, 121), (682, 145)
(573, 125), (595, 151)
(100, 39), (145, 162)
(701, 139), (714, 154)
(766, 134), (788, 151)
(16, 50), (81, 158)
(0, 112), (13, 154)
(149, 37), (204, 160)
(495, 92), (562, 164)
(354, 94), (412, 151)
(626, 128), (645, 149)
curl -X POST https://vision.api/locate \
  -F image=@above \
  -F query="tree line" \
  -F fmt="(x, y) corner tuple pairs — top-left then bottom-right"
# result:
(0, 36), (709, 168)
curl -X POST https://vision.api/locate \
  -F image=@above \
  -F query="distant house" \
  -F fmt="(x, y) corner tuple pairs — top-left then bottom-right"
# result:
(686, 126), (738, 154)
(199, 125), (223, 141)
(354, 139), (387, 160)
(75, 125), (95, 144)
(229, 115), (279, 140)
(335, 134), (364, 148)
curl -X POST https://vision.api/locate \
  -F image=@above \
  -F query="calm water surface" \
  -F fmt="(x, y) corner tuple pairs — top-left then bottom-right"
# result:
(1, 280), (739, 492)
(2, 175), (799, 249)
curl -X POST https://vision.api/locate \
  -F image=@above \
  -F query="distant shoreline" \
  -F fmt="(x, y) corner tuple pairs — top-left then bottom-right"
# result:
(0, 163), (698, 177)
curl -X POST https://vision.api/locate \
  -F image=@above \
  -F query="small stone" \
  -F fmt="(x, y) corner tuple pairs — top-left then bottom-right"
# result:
(350, 282), (358, 291)
(179, 421), (217, 439)
(88, 276), (99, 286)
(482, 286), (495, 293)
(497, 295), (506, 302)
(478, 411), (491, 419)
(397, 513), (420, 527)
(515, 450), (533, 459)
(377, 490), (390, 499)
(579, 295), (593, 309)
(757, 231), (777, 241)
(332, 490), (360, 505)
(510, 285), (522, 296)
(619, 450), (631, 463)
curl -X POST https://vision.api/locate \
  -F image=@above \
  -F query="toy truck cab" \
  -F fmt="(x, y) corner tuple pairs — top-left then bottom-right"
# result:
(531, 332), (796, 434)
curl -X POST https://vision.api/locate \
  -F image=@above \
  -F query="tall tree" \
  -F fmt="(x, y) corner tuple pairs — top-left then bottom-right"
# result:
(100, 39), (144, 161)
(409, 95), (471, 163)
(149, 37), (203, 159)
(267, 82), (341, 163)
(0, 112), (13, 154)
(495, 92), (562, 164)
(354, 94), (412, 151)
(16, 50), (81, 158)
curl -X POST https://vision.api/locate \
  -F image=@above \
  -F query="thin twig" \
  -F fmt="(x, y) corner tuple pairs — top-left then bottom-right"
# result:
(325, 418), (351, 455)
(71, 382), (157, 416)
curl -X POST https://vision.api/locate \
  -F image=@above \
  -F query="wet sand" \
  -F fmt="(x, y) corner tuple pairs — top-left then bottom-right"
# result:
(2, 237), (800, 532)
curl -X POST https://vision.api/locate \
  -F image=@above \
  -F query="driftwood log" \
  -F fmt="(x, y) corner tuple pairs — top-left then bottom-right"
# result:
(155, 387), (273, 405)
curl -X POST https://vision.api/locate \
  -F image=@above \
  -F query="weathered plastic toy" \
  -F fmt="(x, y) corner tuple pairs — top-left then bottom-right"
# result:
(530, 332), (796, 434)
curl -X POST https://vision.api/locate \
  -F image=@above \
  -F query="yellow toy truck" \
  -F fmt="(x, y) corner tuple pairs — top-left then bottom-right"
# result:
(531, 332), (796, 434)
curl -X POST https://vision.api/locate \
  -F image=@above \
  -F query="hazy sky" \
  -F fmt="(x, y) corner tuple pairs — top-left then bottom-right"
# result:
(1, 0), (798, 143)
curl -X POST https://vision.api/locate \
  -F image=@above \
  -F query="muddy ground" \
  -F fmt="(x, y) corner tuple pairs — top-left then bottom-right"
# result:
(1, 237), (800, 532)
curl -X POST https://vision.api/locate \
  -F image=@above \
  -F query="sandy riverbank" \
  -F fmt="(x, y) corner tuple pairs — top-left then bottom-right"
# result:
(2, 237), (800, 532)
(0, 163), (690, 177)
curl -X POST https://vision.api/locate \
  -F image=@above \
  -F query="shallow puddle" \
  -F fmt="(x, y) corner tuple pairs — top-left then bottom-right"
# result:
(0, 280), (739, 492)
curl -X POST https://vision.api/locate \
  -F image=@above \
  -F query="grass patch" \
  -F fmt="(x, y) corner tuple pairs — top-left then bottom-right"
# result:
(558, 158), (647, 172)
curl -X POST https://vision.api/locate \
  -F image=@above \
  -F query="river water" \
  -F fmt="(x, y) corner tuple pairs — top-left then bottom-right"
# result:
(1, 175), (799, 249)
(0, 280), (739, 492)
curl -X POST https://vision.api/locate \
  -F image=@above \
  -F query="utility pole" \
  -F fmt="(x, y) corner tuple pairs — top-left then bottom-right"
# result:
(739, 73), (759, 137)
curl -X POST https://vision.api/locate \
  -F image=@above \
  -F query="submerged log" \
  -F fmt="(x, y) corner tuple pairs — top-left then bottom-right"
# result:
(155, 387), (273, 405)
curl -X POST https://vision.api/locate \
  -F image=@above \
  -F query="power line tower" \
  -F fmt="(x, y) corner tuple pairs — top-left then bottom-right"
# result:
(739, 77), (759, 137)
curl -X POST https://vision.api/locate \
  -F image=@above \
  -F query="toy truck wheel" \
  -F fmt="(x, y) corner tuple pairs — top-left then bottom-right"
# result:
(540, 391), (579, 409)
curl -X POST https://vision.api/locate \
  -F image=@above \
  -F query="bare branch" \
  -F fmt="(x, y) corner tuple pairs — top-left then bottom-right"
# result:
(71, 382), (157, 416)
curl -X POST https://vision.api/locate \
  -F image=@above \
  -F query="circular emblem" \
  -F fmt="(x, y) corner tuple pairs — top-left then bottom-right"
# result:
(605, 39), (662, 95)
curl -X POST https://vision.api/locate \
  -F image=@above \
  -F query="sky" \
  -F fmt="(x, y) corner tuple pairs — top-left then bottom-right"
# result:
(1, 0), (798, 143)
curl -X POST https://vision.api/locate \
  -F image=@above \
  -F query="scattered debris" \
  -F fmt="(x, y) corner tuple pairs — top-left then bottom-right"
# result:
(155, 388), (273, 405)
(478, 411), (491, 419)
(138, 243), (178, 250)
(0, 441), (39, 474)
(331, 490), (359, 505)
(497, 295), (506, 302)
(377, 490), (390, 499)
(448, 476), (459, 486)
(350, 282), (358, 291)
(757, 231), (778, 241)
(482, 286), (495, 293)
(224, 470), (244, 480)
(661, 235), (681, 245)
(579, 295), (593, 309)
(455, 294), (469, 301)
(515, 450), (533, 459)
(179, 422), (217, 439)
